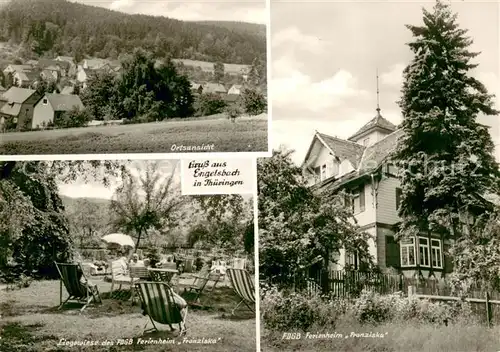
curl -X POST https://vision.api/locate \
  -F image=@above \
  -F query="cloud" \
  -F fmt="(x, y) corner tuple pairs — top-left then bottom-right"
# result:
(476, 71), (499, 97)
(380, 63), (406, 87)
(272, 26), (325, 54)
(272, 55), (369, 113)
(109, 0), (134, 11)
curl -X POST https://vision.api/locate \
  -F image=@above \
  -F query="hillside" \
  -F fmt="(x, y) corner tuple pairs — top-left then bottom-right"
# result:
(0, 0), (265, 64)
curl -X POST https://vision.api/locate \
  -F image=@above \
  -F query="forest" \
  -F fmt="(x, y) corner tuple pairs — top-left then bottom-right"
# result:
(0, 0), (266, 64)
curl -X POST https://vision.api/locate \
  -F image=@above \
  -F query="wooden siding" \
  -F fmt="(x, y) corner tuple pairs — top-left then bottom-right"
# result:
(376, 176), (401, 225)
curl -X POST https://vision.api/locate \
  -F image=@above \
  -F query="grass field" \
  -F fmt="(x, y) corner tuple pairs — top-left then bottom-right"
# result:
(0, 277), (256, 352)
(0, 116), (268, 155)
(261, 323), (500, 352)
(171, 59), (249, 74)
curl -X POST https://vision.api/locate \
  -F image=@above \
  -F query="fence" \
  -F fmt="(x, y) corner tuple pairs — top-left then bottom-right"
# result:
(290, 269), (500, 301)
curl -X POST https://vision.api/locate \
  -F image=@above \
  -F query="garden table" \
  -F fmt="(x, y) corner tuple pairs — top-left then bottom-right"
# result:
(148, 267), (178, 285)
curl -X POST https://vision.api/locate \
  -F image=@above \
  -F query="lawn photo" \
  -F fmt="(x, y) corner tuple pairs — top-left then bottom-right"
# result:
(0, 0), (268, 156)
(262, 1), (500, 351)
(0, 160), (257, 351)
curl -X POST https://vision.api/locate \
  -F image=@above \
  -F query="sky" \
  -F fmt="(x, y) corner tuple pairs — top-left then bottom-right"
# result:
(58, 160), (180, 199)
(71, 0), (267, 24)
(270, 0), (500, 164)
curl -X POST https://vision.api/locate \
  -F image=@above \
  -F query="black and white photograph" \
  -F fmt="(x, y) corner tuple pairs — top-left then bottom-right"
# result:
(0, 0), (268, 156)
(0, 159), (257, 351)
(260, 1), (500, 351)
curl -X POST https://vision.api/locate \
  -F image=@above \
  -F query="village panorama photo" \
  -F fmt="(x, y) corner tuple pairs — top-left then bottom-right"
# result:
(0, 0), (268, 156)
(0, 159), (257, 351)
(260, 1), (500, 351)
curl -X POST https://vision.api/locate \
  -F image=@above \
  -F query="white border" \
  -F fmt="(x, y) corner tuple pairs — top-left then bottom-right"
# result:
(252, 157), (261, 352)
(0, 151), (270, 161)
(266, 0), (273, 159)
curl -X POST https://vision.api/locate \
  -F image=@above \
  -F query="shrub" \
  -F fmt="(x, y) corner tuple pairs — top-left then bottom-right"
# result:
(261, 284), (345, 331)
(194, 93), (227, 117)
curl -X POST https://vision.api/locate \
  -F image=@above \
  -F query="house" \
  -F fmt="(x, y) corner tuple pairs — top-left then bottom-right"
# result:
(3, 64), (32, 76)
(32, 93), (84, 129)
(82, 58), (109, 70)
(227, 84), (243, 95)
(302, 109), (458, 280)
(202, 83), (227, 95)
(190, 81), (203, 95)
(55, 56), (75, 64)
(13, 71), (41, 88)
(37, 59), (70, 78)
(76, 67), (106, 88)
(0, 87), (42, 130)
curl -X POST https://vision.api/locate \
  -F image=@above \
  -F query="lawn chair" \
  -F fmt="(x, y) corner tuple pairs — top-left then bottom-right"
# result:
(135, 282), (188, 335)
(227, 268), (255, 315)
(110, 259), (138, 298)
(186, 270), (221, 304)
(184, 257), (194, 273)
(129, 265), (150, 303)
(54, 262), (102, 312)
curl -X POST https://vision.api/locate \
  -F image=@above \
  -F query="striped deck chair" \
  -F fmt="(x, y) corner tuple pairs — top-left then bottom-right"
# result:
(227, 268), (255, 315)
(186, 270), (221, 304)
(135, 282), (188, 335)
(130, 265), (150, 303)
(54, 262), (102, 312)
(148, 267), (178, 284)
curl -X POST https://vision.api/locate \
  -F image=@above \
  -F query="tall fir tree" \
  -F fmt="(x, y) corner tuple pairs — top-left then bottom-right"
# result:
(394, 0), (500, 244)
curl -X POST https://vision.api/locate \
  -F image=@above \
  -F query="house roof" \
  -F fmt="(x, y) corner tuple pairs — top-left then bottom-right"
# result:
(0, 87), (36, 104)
(45, 93), (84, 111)
(38, 59), (69, 70)
(84, 58), (109, 69)
(303, 132), (365, 169)
(348, 112), (398, 141)
(357, 129), (403, 173)
(229, 84), (243, 91)
(0, 87), (37, 116)
(5, 64), (32, 73)
(16, 71), (40, 82)
(56, 56), (74, 63)
(60, 86), (74, 95)
(202, 83), (227, 94)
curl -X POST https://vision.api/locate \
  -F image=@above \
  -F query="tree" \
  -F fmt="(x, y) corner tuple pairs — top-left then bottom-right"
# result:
(393, 0), (500, 253)
(247, 56), (266, 87)
(258, 149), (371, 288)
(0, 160), (122, 281)
(54, 107), (91, 128)
(188, 194), (251, 252)
(110, 161), (186, 249)
(65, 198), (111, 249)
(194, 93), (227, 117)
(241, 87), (266, 115)
(80, 71), (117, 120)
(213, 61), (224, 83)
(4, 72), (14, 89)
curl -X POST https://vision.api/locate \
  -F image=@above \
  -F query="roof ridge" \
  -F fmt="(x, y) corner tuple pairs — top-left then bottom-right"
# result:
(317, 131), (365, 146)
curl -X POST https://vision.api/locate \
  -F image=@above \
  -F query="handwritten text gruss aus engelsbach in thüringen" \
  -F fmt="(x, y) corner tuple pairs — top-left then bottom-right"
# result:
(188, 160), (243, 187)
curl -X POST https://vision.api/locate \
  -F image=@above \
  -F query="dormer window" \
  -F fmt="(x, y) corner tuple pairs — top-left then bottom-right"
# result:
(320, 164), (327, 181)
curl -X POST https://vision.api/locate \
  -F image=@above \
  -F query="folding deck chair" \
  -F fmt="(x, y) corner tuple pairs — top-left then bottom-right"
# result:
(185, 270), (221, 304)
(135, 282), (188, 335)
(226, 268), (255, 315)
(54, 262), (102, 312)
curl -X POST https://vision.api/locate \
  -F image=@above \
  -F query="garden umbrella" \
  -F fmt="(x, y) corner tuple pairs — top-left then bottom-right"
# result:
(101, 233), (135, 248)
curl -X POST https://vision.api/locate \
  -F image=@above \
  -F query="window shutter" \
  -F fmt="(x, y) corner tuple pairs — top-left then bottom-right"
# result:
(443, 242), (453, 273)
(395, 188), (402, 211)
(385, 236), (400, 268)
(359, 185), (365, 211)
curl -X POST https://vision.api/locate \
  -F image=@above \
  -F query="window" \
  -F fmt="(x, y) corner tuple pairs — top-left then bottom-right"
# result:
(431, 239), (443, 269)
(353, 185), (365, 213)
(400, 237), (416, 267)
(419, 237), (430, 267)
(42, 98), (48, 105)
(363, 137), (370, 146)
(395, 188), (402, 211)
(346, 251), (359, 270)
(320, 164), (327, 181)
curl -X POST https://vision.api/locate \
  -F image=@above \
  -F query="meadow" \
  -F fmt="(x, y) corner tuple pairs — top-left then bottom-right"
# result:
(0, 277), (255, 352)
(0, 115), (268, 155)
